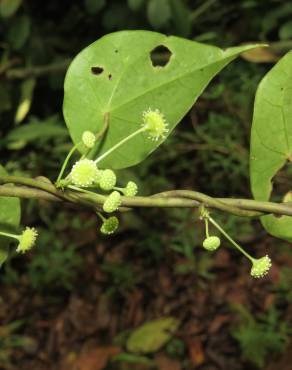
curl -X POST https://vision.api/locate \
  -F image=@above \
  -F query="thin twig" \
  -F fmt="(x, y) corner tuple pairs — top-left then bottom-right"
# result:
(4, 59), (71, 80)
(190, 0), (217, 23)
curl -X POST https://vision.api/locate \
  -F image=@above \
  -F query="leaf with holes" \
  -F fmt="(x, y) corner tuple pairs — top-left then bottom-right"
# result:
(63, 30), (263, 169)
(0, 165), (21, 265)
(250, 51), (292, 242)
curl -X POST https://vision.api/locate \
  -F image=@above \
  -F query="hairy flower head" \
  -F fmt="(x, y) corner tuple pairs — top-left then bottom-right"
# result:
(82, 131), (96, 148)
(70, 159), (100, 187)
(99, 169), (117, 191)
(124, 181), (138, 197)
(250, 255), (272, 278)
(103, 191), (121, 213)
(100, 216), (119, 235)
(142, 108), (169, 141)
(202, 236), (221, 251)
(16, 227), (38, 253)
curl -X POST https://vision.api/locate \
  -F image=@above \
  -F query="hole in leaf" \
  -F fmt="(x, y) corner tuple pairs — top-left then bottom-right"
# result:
(108, 74), (112, 80)
(91, 66), (104, 75)
(150, 45), (172, 67)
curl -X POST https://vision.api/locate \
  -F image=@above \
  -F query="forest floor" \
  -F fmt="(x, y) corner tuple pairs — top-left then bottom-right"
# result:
(1, 207), (292, 370)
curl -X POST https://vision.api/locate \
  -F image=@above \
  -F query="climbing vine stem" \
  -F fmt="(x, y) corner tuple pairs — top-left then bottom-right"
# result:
(1, 175), (292, 218)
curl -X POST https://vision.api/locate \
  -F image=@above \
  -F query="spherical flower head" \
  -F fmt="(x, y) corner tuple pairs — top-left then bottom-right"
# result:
(103, 191), (121, 213)
(203, 236), (221, 251)
(142, 108), (169, 141)
(99, 169), (117, 191)
(124, 181), (138, 197)
(100, 216), (119, 235)
(70, 159), (100, 187)
(16, 227), (38, 253)
(82, 131), (96, 149)
(250, 255), (272, 278)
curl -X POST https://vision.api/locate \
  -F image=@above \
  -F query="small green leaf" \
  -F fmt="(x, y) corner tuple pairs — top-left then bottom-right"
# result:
(0, 0), (22, 18)
(113, 352), (155, 365)
(0, 165), (21, 265)
(64, 30), (262, 169)
(147, 0), (171, 29)
(7, 116), (68, 145)
(15, 78), (36, 124)
(126, 317), (180, 354)
(279, 20), (292, 40)
(7, 14), (30, 50)
(250, 51), (292, 241)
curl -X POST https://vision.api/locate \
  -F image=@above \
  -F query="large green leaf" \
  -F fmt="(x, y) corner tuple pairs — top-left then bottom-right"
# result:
(0, 165), (21, 265)
(63, 30), (261, 169)
(250, 51), (292, 241)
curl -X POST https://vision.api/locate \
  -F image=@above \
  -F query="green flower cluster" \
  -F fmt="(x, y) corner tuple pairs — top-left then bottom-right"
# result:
(60, 130), (139, 235)
(201, 208), (272, 279)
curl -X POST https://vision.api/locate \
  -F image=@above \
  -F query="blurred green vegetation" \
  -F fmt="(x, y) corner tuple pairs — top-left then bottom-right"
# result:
(231, 305), (291, 368)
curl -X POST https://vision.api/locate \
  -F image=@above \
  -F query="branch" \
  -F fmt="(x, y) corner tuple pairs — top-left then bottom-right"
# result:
(3, 59), (71, 80)
(190, 0), (217, 23)
(0, 175), (292, 218)
(0, 185), (60, 202)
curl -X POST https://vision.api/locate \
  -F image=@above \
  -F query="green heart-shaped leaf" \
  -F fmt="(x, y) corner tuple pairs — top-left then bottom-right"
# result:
(64, 30), (262, 169)
(250, 51), (292, 241)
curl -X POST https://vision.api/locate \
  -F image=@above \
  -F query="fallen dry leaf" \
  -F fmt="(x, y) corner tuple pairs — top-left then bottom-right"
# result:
(208, 314), (230, 334)
(266, 342), (292, 370)
(61, 346), (120, 370)
(241, 47), (279, 63)
(155, 353), (182, 370)
(187, 338), (205, 366)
